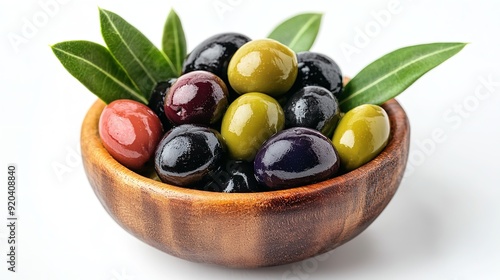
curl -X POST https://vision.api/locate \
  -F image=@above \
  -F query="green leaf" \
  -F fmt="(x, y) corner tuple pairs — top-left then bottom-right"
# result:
(51, 40), (146, 104)
(268, 13), (322, 52)
(162, 9), (186, 76)
(339, 42), (467, 112)
(99, 8), (177, 100)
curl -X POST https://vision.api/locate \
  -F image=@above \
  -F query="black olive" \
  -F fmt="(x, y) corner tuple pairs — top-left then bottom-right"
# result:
(292, 52), (343, 97)
(182, 32), (250, 101)
(284, 86), (341, 137)
(203, 160), (265, 193)
(148, 78), (176, 131)
(183, 33), (250, 81)
(154, 124), (226, 187)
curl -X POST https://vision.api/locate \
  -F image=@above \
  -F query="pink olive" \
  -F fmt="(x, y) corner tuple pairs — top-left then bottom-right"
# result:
(99, 99), (163, 170)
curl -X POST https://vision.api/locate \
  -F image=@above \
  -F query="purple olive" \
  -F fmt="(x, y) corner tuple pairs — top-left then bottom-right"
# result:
(165, 71), (229, 125)
(254, 127), (340, 190)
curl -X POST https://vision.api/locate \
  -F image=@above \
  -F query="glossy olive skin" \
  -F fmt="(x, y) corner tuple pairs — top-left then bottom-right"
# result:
(148, 78), (176, 131)
(99, 99), (163, 170)
(332, 104), (390, 171)
(165, 71), (228, 125)
(154, 124), (226, 187)
(221, 92), (284, 161)
(203, 160), (264, 193)
(227, 39), (298, 96)
(292, 52), (343, 97)
(284, 86), (341, 137)
(254, 127), (340, 190)
(182, 33), (251, 85)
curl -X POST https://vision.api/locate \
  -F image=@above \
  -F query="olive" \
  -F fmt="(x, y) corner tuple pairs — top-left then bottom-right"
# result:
(154, 124), (226, 187)
(165, 70), (229, 125)
(254, 127), (340, 190)
(284, 86), (341, 137)
(332, 104), (390, 171)
(99, 99), (163, 170)
(227, 39), (298, 97)
(182, 32), (251, 86)
(148, 78), (176, 131)
(221, 92), (284, 161)
(203, 160), (264, 193)
(292, 52), (343, 97)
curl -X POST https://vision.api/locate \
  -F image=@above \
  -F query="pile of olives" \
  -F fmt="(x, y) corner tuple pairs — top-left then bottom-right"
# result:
(98, 33), (390, 193)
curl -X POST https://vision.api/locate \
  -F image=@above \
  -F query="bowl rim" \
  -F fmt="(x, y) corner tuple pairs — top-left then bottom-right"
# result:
(82, 98), (409, 205)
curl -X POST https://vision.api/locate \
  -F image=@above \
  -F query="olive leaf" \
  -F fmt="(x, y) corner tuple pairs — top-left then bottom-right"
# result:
(339, 42), (467, 111)
(162, 9), (186, 76)
(268, 13), (322, 52)
(99, 8), (177, 100)
(51, 40), (146, 104)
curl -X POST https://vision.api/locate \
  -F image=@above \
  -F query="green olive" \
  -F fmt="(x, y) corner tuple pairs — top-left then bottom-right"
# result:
(227, 39), (298, 97)
(221, 92), (285, 161)
(332, 104), (390, 171)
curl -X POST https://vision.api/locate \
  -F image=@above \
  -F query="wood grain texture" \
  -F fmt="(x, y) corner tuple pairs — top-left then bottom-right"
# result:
(81, 98), (410, 268)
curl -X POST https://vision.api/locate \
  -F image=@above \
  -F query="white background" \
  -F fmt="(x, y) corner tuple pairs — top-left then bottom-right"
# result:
(1, 0), (500, 279)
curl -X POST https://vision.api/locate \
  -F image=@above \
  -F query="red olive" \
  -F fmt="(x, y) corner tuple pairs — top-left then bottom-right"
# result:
(99, 99), (163, 170)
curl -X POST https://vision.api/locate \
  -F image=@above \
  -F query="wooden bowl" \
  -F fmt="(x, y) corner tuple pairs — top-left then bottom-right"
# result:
(81, 98), (410, 268)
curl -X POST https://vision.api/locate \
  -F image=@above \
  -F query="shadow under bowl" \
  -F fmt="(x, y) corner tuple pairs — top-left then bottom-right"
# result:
(81, 98), (410, 268)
